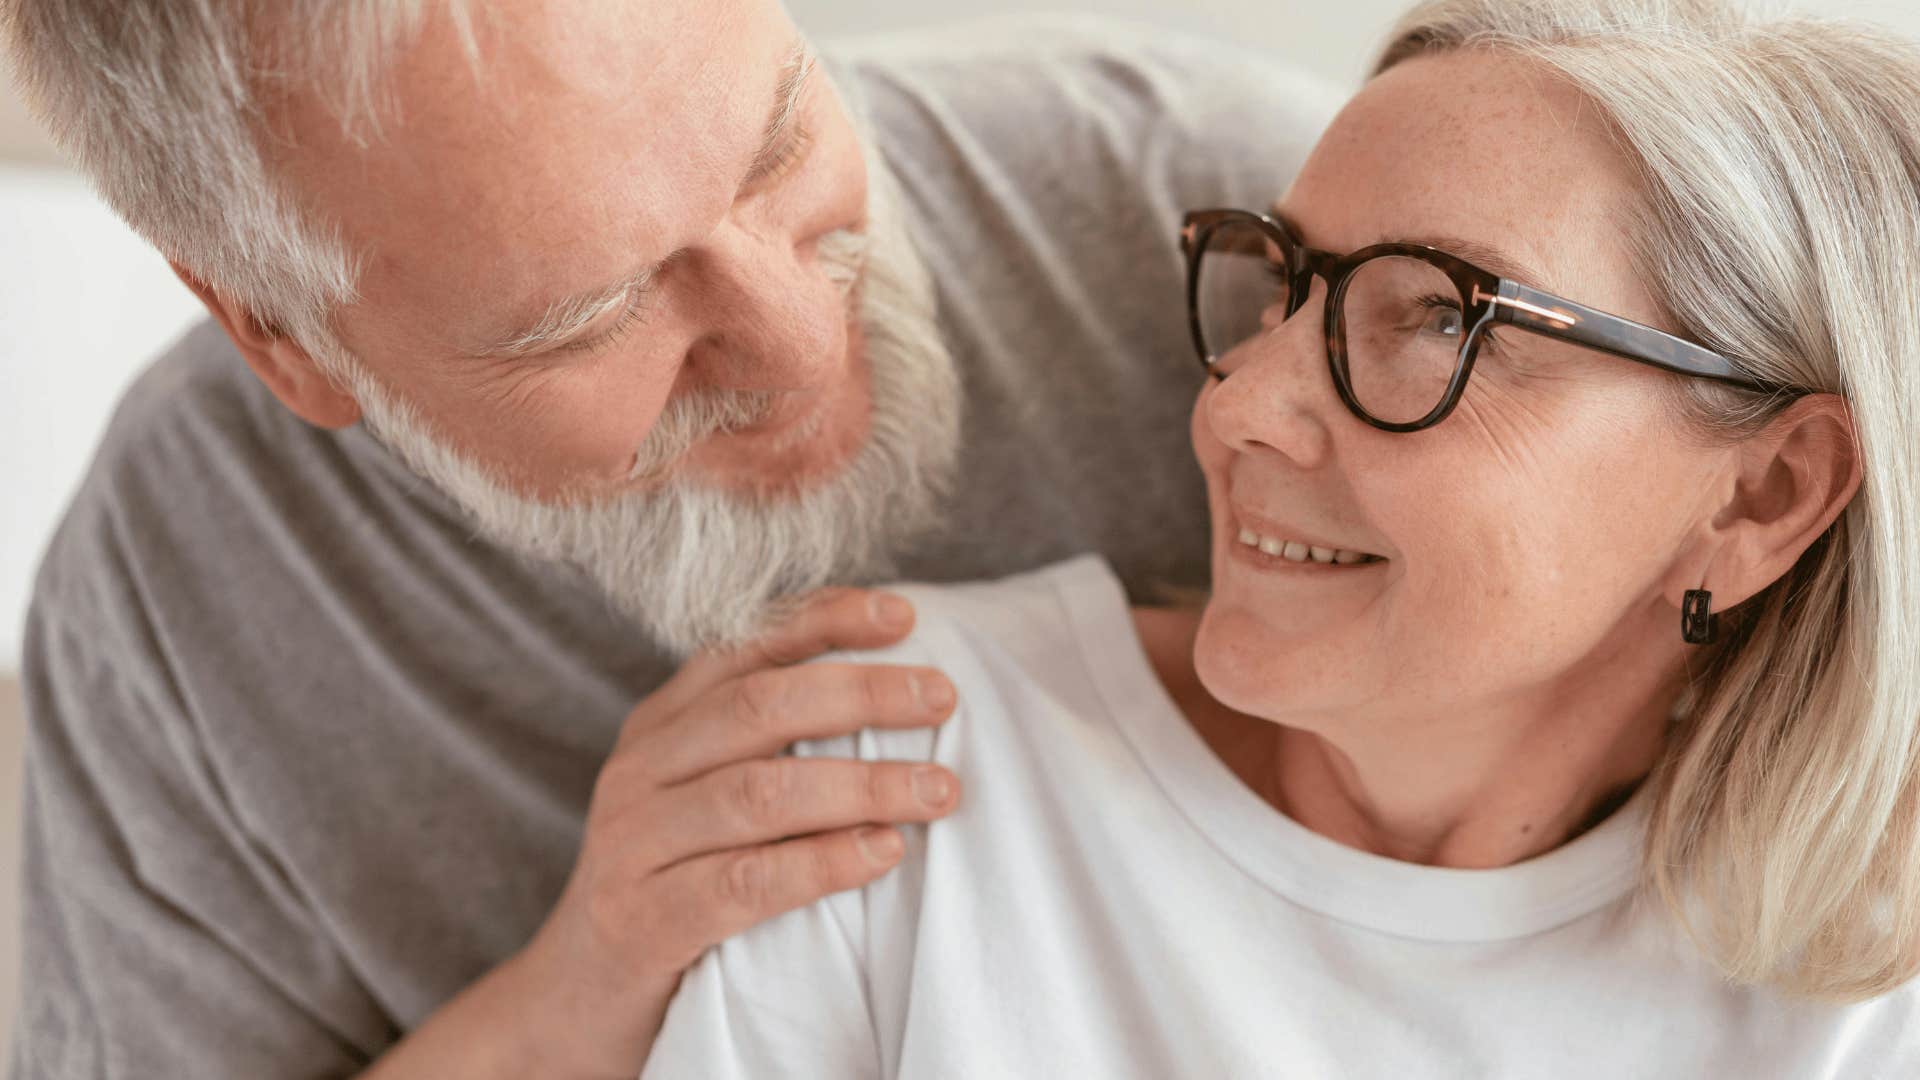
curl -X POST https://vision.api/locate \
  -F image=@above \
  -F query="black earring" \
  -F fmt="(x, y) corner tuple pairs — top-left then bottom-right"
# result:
(1682, 589), (1717, 645)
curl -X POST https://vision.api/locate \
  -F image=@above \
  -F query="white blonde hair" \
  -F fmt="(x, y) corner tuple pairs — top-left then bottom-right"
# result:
(1378, 0), (1920, 1001)
(0, 0), (472, 353)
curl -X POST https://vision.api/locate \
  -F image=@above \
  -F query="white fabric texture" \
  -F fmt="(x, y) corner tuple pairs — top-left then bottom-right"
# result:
(642, 555), (1920, 1079)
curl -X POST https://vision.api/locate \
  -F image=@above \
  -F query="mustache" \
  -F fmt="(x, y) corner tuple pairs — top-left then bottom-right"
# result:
(627, 388), (782, 484)
(626, 224), (872, 486)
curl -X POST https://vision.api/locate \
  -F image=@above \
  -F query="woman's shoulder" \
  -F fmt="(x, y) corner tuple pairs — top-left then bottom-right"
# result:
(794, 554), (1140, 766)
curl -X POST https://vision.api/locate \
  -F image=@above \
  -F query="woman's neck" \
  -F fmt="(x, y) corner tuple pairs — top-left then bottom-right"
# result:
(1131, 606), (1676, 869)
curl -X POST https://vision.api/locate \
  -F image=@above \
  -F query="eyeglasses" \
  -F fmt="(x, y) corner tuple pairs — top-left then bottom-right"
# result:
(1180, 208), (1784, 433)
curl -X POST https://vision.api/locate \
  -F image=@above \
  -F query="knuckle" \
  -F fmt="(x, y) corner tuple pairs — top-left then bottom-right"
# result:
(759, 589), (862, 664)
(733, 670), (787, 734)
(733, 760), (790, 826)
(752, 623), (812, 669)
(807, 587), (862, 615)
(861, 668), (900, 714)
(865, 764), (896, 813)
(803, 841), (845, 894)
(720, 851), (772, 912)
(747, 635), (798, 670)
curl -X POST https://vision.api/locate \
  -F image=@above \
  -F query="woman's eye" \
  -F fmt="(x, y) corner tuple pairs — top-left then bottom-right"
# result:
(1416, 295), (1463, 338)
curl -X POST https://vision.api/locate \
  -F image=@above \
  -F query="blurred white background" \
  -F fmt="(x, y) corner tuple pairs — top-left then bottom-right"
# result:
(2, 0), (1918, 1057)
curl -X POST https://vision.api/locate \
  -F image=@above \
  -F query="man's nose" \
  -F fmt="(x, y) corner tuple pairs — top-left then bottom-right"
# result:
(683, 221), (848, 390)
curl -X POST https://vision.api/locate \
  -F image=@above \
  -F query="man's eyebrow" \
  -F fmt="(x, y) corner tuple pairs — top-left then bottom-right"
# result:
(471, 264), (661, 360)
(470, 43), (815, 360)
(740, 43), (816, 191)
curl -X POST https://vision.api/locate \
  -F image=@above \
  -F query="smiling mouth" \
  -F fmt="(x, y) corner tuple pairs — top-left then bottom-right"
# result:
(1231, 525), (1386, 566)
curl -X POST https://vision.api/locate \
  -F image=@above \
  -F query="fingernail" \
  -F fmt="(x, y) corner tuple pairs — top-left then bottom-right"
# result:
(871, 593), (913, 630)
(912, 767), (953, 808)
(858, 826), (903, 863)
(915, 673), (956, 713)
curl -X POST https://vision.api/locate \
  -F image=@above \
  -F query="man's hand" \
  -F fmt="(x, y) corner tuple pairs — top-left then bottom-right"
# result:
(359, 588), (960, 1080)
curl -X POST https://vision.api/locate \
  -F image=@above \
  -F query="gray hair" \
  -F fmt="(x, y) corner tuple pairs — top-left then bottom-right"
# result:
(335, 146), (962, 656)
(1379, 0), (1920, 1001)
(0, 0), (472, 355)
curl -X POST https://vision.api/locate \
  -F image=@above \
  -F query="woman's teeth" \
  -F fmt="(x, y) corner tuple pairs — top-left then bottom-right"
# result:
(1235, 528), (1381, 565)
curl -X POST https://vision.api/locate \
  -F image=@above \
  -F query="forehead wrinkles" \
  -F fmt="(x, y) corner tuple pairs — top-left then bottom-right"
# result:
(267, 0), (757, 182)
(1306, 52), (1639, 291)
(277, 1), (774, 351)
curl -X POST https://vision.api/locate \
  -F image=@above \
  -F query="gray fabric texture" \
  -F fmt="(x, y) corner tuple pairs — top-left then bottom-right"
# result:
(10, 18), (1334, 1078)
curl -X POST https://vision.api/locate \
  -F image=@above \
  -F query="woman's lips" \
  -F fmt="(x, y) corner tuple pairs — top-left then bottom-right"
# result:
(1232, 525), (1385, 566)
(1230, 506), (1387, 566)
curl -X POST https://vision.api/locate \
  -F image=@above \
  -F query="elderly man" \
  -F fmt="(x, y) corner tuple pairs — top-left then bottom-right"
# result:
(3, 0), (1327, 1075)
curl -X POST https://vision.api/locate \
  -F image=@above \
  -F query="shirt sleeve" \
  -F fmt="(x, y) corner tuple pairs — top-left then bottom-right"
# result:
(639, 882), (880, 1080)
(10, 608), (390, 1079)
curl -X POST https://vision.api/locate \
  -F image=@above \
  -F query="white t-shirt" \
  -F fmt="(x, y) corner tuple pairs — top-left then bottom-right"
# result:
(641, 556), (1918, 1079)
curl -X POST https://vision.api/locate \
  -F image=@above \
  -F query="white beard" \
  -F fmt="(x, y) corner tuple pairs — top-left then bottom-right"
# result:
(332, 156), (963, 658)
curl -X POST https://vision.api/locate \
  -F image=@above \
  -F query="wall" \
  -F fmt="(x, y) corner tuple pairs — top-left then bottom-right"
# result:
(790, 0), (1920, 83)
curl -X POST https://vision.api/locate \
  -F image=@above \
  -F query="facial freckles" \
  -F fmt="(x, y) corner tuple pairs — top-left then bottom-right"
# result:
(273, 0), (872, 500)
(1191, 52), (1725, 728)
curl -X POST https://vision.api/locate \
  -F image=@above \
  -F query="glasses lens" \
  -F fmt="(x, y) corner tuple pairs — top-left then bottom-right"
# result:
(1195, 219), (1290, 372)
(1340, 255), (1467, 425)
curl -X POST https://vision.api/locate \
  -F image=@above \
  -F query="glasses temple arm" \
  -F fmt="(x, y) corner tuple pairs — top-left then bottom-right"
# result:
(1481, 280), (1773, 390)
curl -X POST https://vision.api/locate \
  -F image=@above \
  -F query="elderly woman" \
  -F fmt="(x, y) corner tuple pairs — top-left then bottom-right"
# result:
(641, 0), (1920, 1074)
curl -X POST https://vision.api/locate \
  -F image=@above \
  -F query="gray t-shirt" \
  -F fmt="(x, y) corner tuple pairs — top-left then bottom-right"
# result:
(12, 19), (1334, 1077)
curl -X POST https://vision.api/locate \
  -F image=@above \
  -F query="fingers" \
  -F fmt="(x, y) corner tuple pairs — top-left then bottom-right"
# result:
(638, 757), (960, 868)
(638, 662), (957, 783)
(539, 586), (947, 1033)
(628, 588), (917, 726)
(646, 825), (909, 961)
(668, 588), (918, 696)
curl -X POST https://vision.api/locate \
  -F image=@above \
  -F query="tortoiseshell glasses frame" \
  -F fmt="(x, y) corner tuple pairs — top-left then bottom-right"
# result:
(1180, 208), (1787, 433)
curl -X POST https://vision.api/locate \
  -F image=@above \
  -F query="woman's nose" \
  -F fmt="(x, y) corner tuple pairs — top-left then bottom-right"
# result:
(683, 221), (848, 390)
(1202, 282), (1336, 467)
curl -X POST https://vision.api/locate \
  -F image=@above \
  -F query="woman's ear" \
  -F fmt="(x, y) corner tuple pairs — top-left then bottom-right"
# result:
(170, 261), (362, 430)
(1686, 393), (1861, 610)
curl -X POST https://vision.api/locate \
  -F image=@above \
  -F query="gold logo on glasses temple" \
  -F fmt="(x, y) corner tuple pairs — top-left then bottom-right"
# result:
(1473, 284), (1578, 327)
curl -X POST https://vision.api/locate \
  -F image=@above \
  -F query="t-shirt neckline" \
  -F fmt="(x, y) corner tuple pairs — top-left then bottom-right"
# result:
(1050, 554), (1649, 944)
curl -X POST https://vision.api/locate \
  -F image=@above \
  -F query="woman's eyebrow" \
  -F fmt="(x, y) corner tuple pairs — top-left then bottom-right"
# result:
(1400, 233), (1556, 291)
(1269, 205), (1556, 291)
